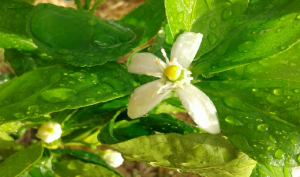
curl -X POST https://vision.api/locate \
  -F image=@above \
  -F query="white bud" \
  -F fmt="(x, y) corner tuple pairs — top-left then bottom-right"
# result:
(292, 166), (300, 177)
(36, 122), (62, 143)
(102, 149), (124, 168)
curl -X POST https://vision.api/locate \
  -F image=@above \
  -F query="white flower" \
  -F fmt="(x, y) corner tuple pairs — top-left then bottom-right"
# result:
(102, 149), (124, 168)
(127, 31), (220, 134)
(36, 122), (62, 143)
(293, 166), (300, 177)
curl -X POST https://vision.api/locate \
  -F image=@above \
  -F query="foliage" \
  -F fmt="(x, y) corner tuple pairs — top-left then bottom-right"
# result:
(0, 0), (299, 176)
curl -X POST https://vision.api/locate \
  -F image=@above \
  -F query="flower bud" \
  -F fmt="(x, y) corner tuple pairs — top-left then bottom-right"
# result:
(36, 122), (62, 143)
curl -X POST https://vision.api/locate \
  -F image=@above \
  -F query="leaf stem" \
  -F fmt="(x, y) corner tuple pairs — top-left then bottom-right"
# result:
(75, 0), (83, 10)
(84, 0), (92, 10)
(90, 0), (104, 14)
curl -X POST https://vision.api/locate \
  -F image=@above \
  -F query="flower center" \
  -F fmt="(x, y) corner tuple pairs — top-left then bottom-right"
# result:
(47, 127), (54, 133)
(164, 65), (182, 81)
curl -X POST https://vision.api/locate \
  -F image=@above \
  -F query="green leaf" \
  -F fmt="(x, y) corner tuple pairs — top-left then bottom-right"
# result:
(120, 0), (165, 44)
(192, 0), (300, 76)
(98, 112), (202, 145)
(0, 0), (37, 51)
(110, 133), (256, 177)
(53, 160), (120, 177)
(0, 62), (135, 124)
(62, 96), (129, 130)
(27, 4), (144, 67)
(51, 149), (121, 176)
(250, 163), (292, 177)
(165, 0), (248, 56)
(212, 42), (300, 81)
(4, 49), (36, 76)
(194, 80), (300, 166)
(0, 138), (23, 159)
(0, 142), (43, 177)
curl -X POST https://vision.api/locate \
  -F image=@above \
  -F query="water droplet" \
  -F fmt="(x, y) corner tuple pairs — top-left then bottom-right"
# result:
(274, 149), (285, 159)
(267, 146), (275, 151)
(223, 97), (251, 111)
(65, 55), (74, 61)
(237, 41), (255, 53)
(27, 105), (40, 115)
(209, 19), (217, 29)
(14, 113), (25, 119)
(297, 154), (300, 163)
(88, 19), (96, 26)
(177, 12), (184, 22)
(86, 98), (96, 103)
(294, 89), (299, 93)
(296, 15), (300, 20)
(225, 115), (243, 126)
(40, 88), (76, 103)
(207, 33), (217, 45)
(269, 135), (277, 143)
(67, 161), (76, 170)
(58, 49), (70, 55)
(257, 124), (269, 132)
(222, 7), (232, 20)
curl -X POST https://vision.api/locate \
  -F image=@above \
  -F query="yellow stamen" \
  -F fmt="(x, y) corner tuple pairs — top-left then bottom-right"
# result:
(164, 65), (181, 81)
(47, 127), (54, 133)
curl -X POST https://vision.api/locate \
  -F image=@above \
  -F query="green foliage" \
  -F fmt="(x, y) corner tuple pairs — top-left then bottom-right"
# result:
(0, 142), (43, 177)
(165, 0), (248, 57)
(121, 0), (165, 44)
(0, 0), (37, 51)
(0, 62), (135, 124)
(27, 4), (144, 67)
(194, 80), (300, 166)
(250, 163), (292, 177)
(192, 0), (300, 76)
(110, 133), (257, 177)
(53, 160), (119, 177)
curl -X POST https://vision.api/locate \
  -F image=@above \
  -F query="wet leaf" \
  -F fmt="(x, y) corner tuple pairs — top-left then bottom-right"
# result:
(0, 142), (43, 177)
(195, 80), (300, 166)
(51, 149), (121, 176)
(250, 163), (292, 177)
(121, 0), (165, 44)
(0, 62), (135, 124)
(27, 4), (144, 67)
(0, 138), (23, 159)
(110, 133), (256, 177)
(0, 0), (37, 51)
(165, 0), (248, 56)
(192, 0), (300, 76)
(53, 160), (119, 177)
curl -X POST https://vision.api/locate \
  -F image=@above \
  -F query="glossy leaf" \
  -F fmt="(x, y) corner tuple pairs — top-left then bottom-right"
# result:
(62, 96), (129, 130)
(194, 80), (300, 166)
(27, 4), (144, 67)
(250, 163), (292, 177)
(110, 133), (256, 177)
(51, 149), (121, 176)
(212, 42), (300, 81)
(0, 0), (37, 51)
(0, 138), (23, 159)
(120, 0), (165, 44)
(53, 160), (119, 177)
(0, 62), (135, 124)
(192, 0), (300, 76)
(99, 113), (203, 144)
(165, 0), (248, 56)
(0, 142), (43, 177)
(4, 49), (36, 76)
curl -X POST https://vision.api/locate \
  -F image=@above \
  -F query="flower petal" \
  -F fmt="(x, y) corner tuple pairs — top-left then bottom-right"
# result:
(171, 32), (203, 68)
(175, 84), (220, 134)
(128, 79), (171, 118)
(128, 53), (164, 77)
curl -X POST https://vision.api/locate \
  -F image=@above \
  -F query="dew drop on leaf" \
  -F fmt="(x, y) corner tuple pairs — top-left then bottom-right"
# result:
(40, 88), (76, 103)
(86, 98), (96, 103)
(27, 105), (40, 115)
(267, 146), (275, 151)
(297, 154), (300, 163)
(14, 112), (25, 119)
(207, 33), (217, 45)
(67, 161), (76, 170)
(225, 115), (243, 126)
(257, 124), (269, 132)
(209, 19), (217, 29)
(274, 149), (285, 159)
(269, 135), (277, 143)
(296, 15), (300, 20)
(222, 7), (232, 20)
(177, 11), (184, 22)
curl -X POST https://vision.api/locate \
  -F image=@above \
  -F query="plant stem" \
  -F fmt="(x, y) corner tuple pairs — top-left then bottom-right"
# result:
(84, 0), (92, 10)
(75, 0), (83, 10)
(90, 0), (104, 14)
